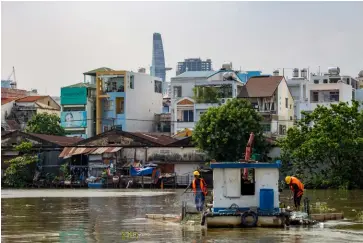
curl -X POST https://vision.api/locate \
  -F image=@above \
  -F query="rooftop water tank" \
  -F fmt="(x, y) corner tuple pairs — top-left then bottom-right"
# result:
(328, 67), (340, 75)
(222, 62), (232, 70)
(301, 68), (308, 78)
(359, 70), (363, 78)
(273, 70), (279, 76)
(292, 68), (299, 78)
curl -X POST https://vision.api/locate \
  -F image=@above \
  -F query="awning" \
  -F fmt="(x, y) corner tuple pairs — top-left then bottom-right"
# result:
(59, 147), (97, 158)
(90, 147), (122, 155)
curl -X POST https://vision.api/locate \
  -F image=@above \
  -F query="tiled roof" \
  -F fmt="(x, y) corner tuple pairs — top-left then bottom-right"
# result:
(238, 76), (284, 98)
(28, 133), (83, 146)
(130, 132), (178, 146)
(1, 97), (17, 105)
(16, 96), (47, 103)
(175, 71), (215, 78)
(63, 82), (96, 89)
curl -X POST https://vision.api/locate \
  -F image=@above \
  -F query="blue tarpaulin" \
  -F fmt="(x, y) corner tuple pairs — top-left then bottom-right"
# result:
(130, 166), (154, 176)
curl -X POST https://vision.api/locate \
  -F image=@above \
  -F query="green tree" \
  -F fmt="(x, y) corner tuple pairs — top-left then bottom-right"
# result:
(4, 142), (38, 187)
(193, 98), (269, 161)
(193, 86), (219, 103)
(278, 101), (363, 189)
(25, 113), (65, 136)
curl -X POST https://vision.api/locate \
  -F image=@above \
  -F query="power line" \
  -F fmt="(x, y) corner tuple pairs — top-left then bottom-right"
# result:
(60, 117), (300, 123)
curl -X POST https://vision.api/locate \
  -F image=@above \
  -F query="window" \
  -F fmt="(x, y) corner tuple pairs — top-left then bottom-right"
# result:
(154, 81), (162, 93)
(279, 125), (286, 135)
(314, 80), (319, 84)
(285, 98), (288, 108)
(116, 97), (124, 114)
(173, 86), (182, 98)
(48, 101), (50, 106)
(182, 110), (194, 122)
(262, 124), (271, 132)
(312, 92), (319, 102)
(241, 169), (255, 196)
(330, 92), (339, 102)
(104, 100), (113, 110)
(290, 116), (293, 120)
(323, 79), (328, 84)
(130, 76), (134, 89)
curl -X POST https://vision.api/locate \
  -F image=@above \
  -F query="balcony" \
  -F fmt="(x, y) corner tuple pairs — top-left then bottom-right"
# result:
(193, 85), (233, 104)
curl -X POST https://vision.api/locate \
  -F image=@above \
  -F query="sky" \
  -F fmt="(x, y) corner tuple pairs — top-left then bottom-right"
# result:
(1, 1), (363, 96)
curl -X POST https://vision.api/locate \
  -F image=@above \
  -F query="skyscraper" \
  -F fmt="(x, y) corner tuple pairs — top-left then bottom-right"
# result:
(176, 58), (212, 76)
(151, 33), (166, 81)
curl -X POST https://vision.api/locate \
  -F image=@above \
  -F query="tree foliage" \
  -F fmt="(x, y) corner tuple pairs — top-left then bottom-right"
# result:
(193, 98), (270, 161)
(278, 101), (363, 189)
(25, 113), (65, 136)
(4, 142), (38, 187)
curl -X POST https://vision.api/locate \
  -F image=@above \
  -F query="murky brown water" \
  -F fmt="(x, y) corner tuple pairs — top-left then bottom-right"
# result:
(2, 189), (363, 243)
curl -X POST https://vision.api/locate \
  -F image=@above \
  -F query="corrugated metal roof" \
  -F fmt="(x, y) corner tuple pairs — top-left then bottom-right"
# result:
(1, 97), (17, 105)
(16, 96), (47, 103)
(30, 133), (83, 146)
(63, 82), (96, 89)
(83, 67), (114, 75)
(91, 147), (122, 154)
(59, 147), (97, 158)
(175, 71), (215, 78)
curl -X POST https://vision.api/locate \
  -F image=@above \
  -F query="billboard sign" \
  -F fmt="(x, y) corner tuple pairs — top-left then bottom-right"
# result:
(61, 111), (87, 128)
(61, 87), (87, 105)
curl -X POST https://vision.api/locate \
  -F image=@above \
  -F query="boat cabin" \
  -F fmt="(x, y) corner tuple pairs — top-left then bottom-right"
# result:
(210, 161), (281, 215)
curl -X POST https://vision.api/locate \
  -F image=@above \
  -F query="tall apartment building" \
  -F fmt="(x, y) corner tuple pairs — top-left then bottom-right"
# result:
(176, 58), (212, 76)
(60, 83), (96, 139)
(84, 68), (163, 134)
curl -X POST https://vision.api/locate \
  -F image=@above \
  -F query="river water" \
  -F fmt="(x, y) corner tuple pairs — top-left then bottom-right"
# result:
(1, 189), (363, 243)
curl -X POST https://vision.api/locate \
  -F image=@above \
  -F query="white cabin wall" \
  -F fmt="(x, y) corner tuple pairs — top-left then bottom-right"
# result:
(213, 168), (279, 209)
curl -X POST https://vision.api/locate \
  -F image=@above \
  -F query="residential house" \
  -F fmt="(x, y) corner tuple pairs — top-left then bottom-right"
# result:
(238, 76), (295, 136)
(358, 70), (363, 89)
(6, 96), (61, 130)
(60, 82), (96, 139)
(1, 131), (82, 178)
(170, 64), (264, 134)
(83, 68), (163, 134)
(287, 67), (359, 119)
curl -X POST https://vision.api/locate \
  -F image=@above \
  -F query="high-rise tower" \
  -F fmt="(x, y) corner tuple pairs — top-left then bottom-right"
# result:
(151, 33), (171, 93)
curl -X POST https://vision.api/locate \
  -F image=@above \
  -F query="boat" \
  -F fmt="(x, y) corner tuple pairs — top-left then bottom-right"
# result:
(203, 160), (288, 228)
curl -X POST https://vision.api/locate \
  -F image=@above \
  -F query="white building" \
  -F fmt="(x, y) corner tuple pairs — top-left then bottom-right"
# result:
(83, 68), (163, 134)
(238, 76), (294, 136)
(170, 65), (246, 134)
(287, 67), (359, 120)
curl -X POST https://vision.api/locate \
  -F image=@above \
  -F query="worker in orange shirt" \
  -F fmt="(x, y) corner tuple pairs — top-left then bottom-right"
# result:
(191, 171), (208, 212)
(285, 176), (304, 211)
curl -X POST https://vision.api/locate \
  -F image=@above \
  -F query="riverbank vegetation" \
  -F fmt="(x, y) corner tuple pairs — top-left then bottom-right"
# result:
(279, 101), (363, 189)
(4, 142), (37, 187)
(193, 98), (270, 161)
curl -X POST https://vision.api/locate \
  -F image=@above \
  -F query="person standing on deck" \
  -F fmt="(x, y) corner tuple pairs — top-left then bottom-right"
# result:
(191, 171), (208, 212)
(285, 176), (304, 211)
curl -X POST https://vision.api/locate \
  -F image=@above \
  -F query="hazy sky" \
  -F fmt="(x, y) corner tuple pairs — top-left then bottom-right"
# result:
(2, 1), (363, 96)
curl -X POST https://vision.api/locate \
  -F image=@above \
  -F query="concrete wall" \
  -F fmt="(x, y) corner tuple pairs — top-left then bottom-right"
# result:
(212, 168), (279, 209)
(356, 89), (363, 111)
(38, 96), (61, 110)
(1, 101), (14, 122)
(86, 98), (94, 138)
(277, 79), (294, 129)
(124, 72), (163, 132)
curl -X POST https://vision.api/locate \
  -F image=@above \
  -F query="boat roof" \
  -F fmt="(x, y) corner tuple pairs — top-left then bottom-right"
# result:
(210, 161), (281, 169)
